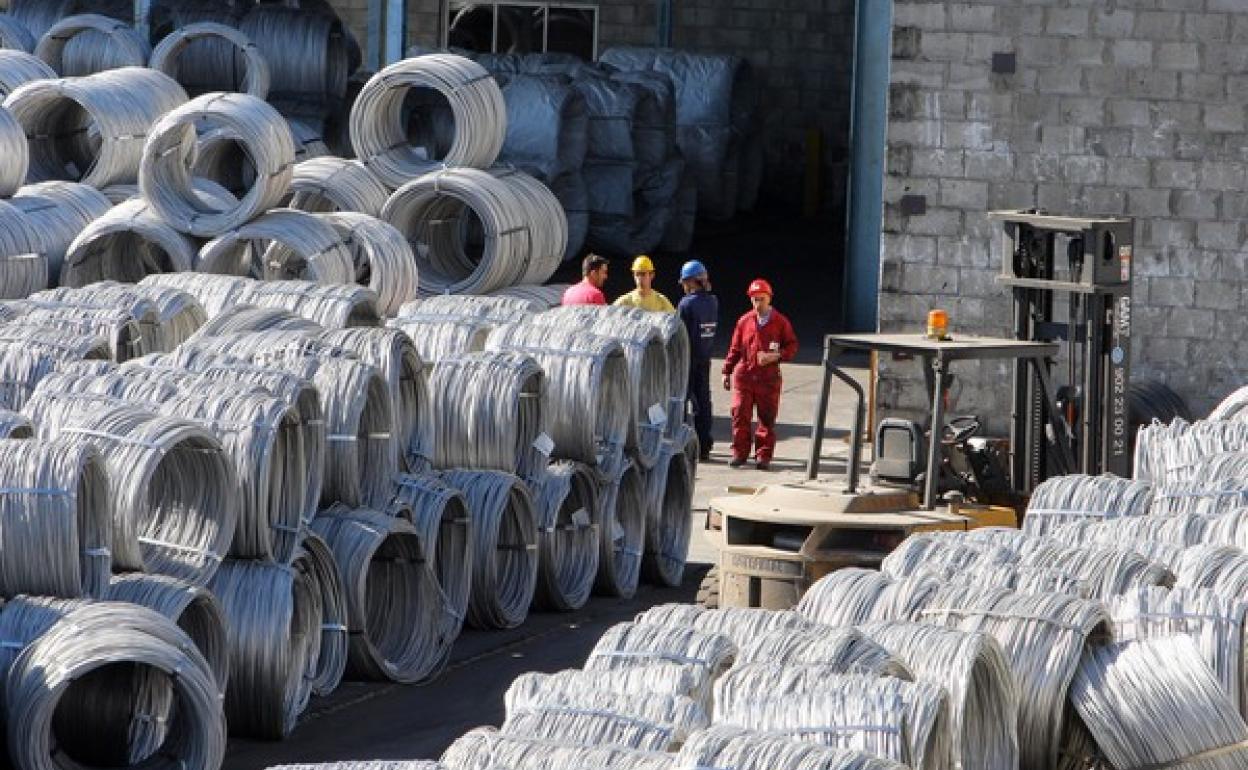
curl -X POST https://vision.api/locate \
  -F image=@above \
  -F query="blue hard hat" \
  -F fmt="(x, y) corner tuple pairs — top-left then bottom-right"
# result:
(680, 260), (707, 281)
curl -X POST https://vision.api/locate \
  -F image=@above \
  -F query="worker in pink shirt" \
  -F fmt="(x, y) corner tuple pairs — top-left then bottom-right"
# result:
(561, 254), (609, 306)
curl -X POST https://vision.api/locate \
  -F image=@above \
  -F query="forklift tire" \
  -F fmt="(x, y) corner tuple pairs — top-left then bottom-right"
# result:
(697, 566), (720, 609)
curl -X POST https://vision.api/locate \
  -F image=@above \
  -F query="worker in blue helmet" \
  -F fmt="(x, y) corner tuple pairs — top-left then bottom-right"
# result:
(677, 260), (718, 461)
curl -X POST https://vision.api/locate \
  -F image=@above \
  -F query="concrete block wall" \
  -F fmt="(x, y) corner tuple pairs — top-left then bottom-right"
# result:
(881, 0), (1248, 429)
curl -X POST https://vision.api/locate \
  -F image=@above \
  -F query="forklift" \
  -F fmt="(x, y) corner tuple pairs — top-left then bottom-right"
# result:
(701, 211), (1135, 609)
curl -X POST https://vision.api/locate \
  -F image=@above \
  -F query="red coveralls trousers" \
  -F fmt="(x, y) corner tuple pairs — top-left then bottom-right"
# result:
(723, 308), (798, 463)
(731, 381), (781, 462)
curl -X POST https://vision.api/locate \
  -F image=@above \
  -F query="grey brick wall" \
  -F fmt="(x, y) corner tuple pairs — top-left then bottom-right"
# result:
(881, 0), (1248, 429)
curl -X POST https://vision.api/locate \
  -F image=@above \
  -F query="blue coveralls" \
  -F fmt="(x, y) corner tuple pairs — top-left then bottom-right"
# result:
(678, 289), (718, 455)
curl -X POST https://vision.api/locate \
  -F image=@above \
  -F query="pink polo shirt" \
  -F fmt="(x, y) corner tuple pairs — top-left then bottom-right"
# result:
(561, 278), (607, 306)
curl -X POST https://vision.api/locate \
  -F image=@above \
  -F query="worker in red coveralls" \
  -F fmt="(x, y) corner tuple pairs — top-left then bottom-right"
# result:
(722, 279), (798, 470)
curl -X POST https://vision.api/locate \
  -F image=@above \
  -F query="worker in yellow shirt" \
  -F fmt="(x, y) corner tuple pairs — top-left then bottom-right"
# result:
(614, 255), (675, 312)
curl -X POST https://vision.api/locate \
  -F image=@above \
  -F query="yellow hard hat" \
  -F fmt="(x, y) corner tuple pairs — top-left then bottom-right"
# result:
(631, 255), (655, 273)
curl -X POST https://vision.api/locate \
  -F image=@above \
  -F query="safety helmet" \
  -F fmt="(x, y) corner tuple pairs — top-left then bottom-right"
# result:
(679, 260), (707, 281)
(631, 255), (655, 273)
(747, 278), (773, 298)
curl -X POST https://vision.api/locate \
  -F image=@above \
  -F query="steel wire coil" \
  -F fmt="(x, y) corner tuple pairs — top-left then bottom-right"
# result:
(531, 309), (667, 467)
(22, 288), (161, 349)
(0, 437), (109, 598)
(288, 118), (330, 163)
(676, 726), (905, 770)
(640, 438), (692, 587)
(196, 208), (355, 284)
(737, 626), (912, 680)
(141, 271), (253, 317)
(938, 561), (1095, 599)
(208, 557), (318, 738)
(241, 279), (380, 328)
(881, 533), (1017, 580)
(319, 211), (418, 317)
(33, 401), (238, 584)
(1135, 418), (1248, 483)
(489, 283), (568, 312)
(351, 54), (505, 188)
(1023, 474), (1154, 537)
(858, 621), (1019, 770)
(106, 572), (230, 694)
(1071, 636), (1248, 770)
(10, 180), (112, 285)
(441, 468), (537, 630)
(634, 604), (812, 651)
(34, 14), (150, 77)
(157, 386), (305, 563)
(62, 198), (199, 287)
(312, 505), (445, 683)
(6, 0), (71, 45)
(291, 530), (348, 696)
(29, 366), (180, 406)
(0, 409), (32, 438)
(406, 293), (534, 322)
(1110, 585), (1248, 717)
(797, 568), (943, 627)
(191, 305), (323, 339)
(37, 280), (209, 349)
(141, 91), (295, 238)
(0, 198), (48, 299)
(0, 16), (35, 53)
(390, 473), (473, 666)
(150, 21), (270, 98)
(0, 49), (56, 97)
(442, 728), (674, 770)
(486, 324), (632, 467)
(506, 666), (711, 714)
(381, 168), (537, 296)
(585, 622), (737, 703)
(428, 349), (544, 478)
(0, 105), (28, 197)
(500, 705), (687, 752)
(387, 313), (495, 366)
(489, 164), (567, 284)
(917, 583), (1112, 770)
(594, 456), (646, 598)
(11, 305), (151, 361)
(322, 327), (429, 473)
(5, 601), (226, 770)
(286, 156), (389, 217)
(0, 339), (106, 410)
(1016, 541), (1174, 599)
(271, 764), (444, 770)
(240, 5), (347, 115)
(1175, 544), (1248, 594)
(714, 671), (950, 770)
(531, 460), (599, 611)
(6, 68), (185, 189)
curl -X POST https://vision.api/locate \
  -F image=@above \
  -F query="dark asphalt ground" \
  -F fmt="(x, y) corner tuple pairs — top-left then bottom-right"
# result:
(224, 565), (706, 770)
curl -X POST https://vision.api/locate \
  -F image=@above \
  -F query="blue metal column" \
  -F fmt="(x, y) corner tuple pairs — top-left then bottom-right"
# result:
(133, 0), (151, 41)
(656, 0), (672, 47)
(843, 0), (892, 332)
(385, 0), (407, 63)
(367, 0), (383, 71)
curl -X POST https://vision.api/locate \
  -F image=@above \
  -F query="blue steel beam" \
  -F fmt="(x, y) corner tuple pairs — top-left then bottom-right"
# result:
(133, 0), (151, 41)
(385, 0), (407, 63)
(367, 0), (384, 70)
(656, 0), (672, 47)
(842, 0), (892, 332)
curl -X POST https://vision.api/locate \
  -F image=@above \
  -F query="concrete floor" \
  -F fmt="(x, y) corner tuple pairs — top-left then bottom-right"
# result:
(225, 359), (867, 769)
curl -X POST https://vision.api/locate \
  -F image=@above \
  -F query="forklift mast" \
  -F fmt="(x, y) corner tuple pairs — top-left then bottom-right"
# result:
(992, 210), (1133, 489)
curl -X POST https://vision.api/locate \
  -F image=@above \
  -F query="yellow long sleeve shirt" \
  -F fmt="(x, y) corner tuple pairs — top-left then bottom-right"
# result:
(614, 289), (675, 312)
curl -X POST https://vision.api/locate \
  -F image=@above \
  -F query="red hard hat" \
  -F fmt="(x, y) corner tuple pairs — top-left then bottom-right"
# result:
(747, 279), (773, 297)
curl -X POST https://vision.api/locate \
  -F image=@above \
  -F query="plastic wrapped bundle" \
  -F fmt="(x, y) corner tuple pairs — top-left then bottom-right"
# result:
(715, 672), (949, 770)
(149, 21), (270, 98)
(612, 70), (676, 173)
(549, 170), (588, 261)
(575, 73), (641, 163)
(1023, 473), (1153, 537)
(675, 726), (905, 770)
(10, 181), (112, 285)
(797, 569), (943, 627)
(660, 169), (697, 253)
(240, 5), (348, 116)
(737, 626), (911, 679)
(531, 460), (599, 611)
(496, 73), (588, 179)
(34, 14), (150, 76)
(442, 728), (673, 770)
(918, 584), (1112, 770)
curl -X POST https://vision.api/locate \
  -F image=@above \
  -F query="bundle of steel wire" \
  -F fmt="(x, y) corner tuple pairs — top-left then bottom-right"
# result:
(312, 505), (445, 683)
(1022, 473), (1154, 537)
(917, 583), (1112, 770)
(428, 350), (545, 478)
(240, 280), (380, 328)
(34, 14), (150, 76)
(442, 728), (675, 770)
(880, 532), (1015, 580)
(957, 525), (1054, 557)
(594, 456), (646, 599)
(441, 469), (538, 630)
(286, 156), (390, 217)
(488, 164), (568, 284)
(639, 437), (693, 587)
(0, 436), (109, 598)
(1151, 477), (1248, 517)
(530, 460), (600, 611)
(675, 726), (906, 770)
(408, 293), (534, 322)
(1109, 585), (1248, 716)
(5, 601), (226, 770)
(11, 305), (153, 361)
(157, 385), (305, 563)
(584, 621), (737, 702)
(0, 105), (28, 198)
(318, 211), (418, 317)
(289, 531), (348, 696)
(506, 677), (706, 736)
(389, 473), (472, 669)
(1134, 418), (1248, 483)
(500, 706), (682, 752)
(490, 283), (569, 312)
(41, 281), (209, 350)
(141, 91), (295, 238)
(506, 666), (711, 716)
(107, 572), (231, 695)
(1070, 636), (1248, 770)
(857, 621), (1019, 770)
(31, 399), (238, 583)
(10, 180), (112, 285)
(386, 312), (497, 366)
(322, 327), (430, 473)
(530, 309), (667, 468)
(1176, 545), (1248, 595)
(8, 67), (185, 189)
(797, 568), (943, 627)
(239, 5), (348, 115)
(0, 199), (46, 299)
(189, 305), (322, 339)
(486, 323), (632, 467)
(141, 271), (253, 317)
(60, 199), (198, 287)
(26, 286), (164, 348)
(350, 54), (506, 188)
(272, 765), (444, 770)
(714, 671), (949, 770)
(941, 561), (1095, 599)
(149, 21), (270, 98)
(0, 408), (33, 438)
(196, 208), (355, 284)
(0, 339), (106, 411)
(1015, 541), (1174, 600)
(737, 626), (912, 681)
(208, 557), (318, 738)
(0, 15), (35, 52)
(0, 49), (56, 98)
(381, 167), (560, 296)
(1051, 512), (1209, 551)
